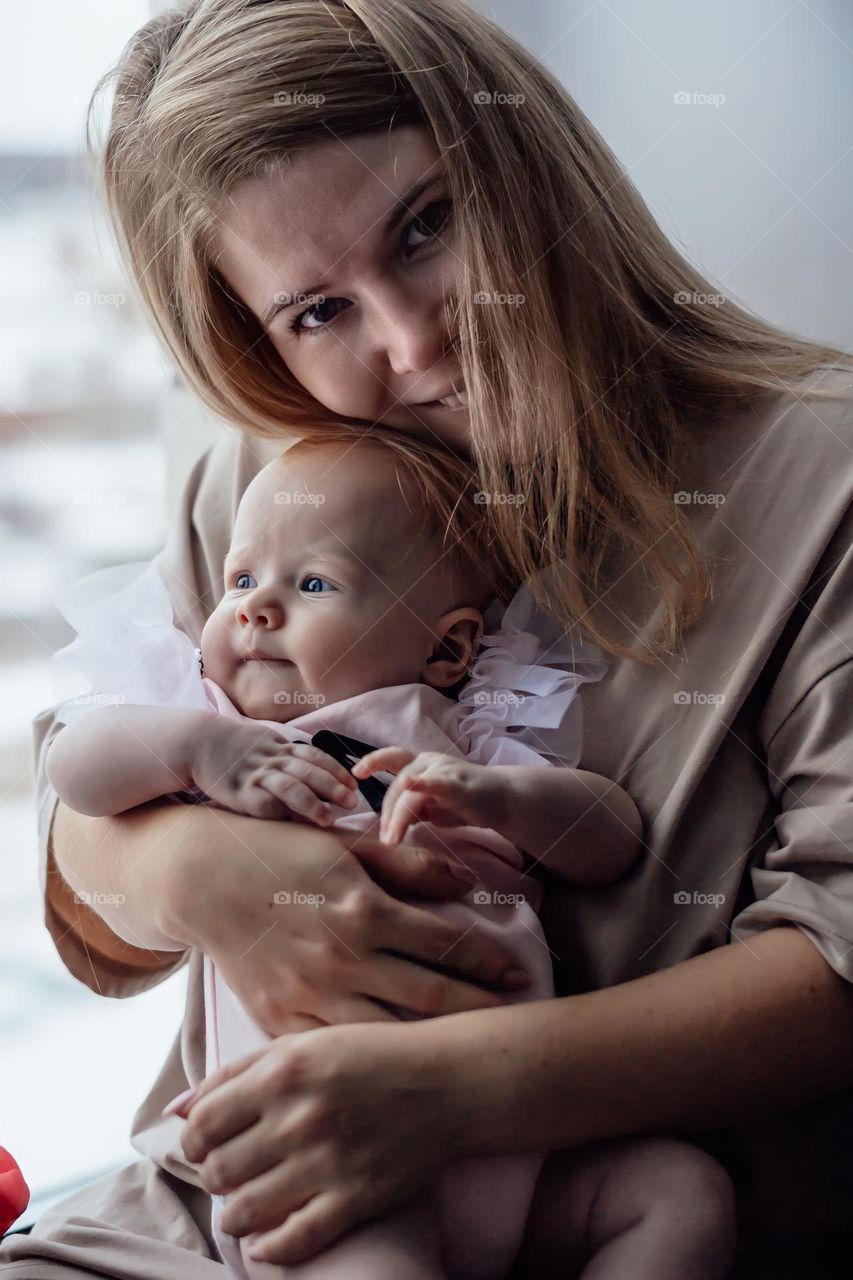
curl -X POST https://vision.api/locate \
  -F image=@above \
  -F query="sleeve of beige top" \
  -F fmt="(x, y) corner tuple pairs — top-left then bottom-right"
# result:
(38, 426), (282, 997)
(732, 502), (853, 983)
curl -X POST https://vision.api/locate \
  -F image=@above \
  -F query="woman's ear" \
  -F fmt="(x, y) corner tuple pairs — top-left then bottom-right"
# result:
(422, 608), (484, 690)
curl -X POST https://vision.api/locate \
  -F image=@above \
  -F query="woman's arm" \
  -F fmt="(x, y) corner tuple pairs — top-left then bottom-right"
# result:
(447, 923), (853, 1151)
(176, 924), (853, 1264)
(50, 794), (532, 1021)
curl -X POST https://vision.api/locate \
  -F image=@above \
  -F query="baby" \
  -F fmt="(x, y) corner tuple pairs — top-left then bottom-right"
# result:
(48, 427), (736, 1280)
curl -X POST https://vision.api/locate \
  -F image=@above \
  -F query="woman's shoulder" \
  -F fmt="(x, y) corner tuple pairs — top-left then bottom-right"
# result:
(733, 364), (853, 478)
(685, 365), (853, 518)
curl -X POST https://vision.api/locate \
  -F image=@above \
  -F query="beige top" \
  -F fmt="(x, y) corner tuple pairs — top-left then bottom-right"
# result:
(31, 367), (853, 1254)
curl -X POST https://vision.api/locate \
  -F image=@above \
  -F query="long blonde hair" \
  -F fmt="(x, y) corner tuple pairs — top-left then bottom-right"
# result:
(88, 0), (851, 661)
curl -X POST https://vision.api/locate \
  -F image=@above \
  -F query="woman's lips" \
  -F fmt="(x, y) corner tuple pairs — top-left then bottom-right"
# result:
(420, 389), (469, 411)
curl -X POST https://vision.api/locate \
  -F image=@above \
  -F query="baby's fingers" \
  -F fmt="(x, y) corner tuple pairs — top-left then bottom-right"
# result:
(380, 786), (429, 847)
(352, 747), (416, 779)
(283, 744), (359, 794)
(257, 773), (335, 826)
(272, 755), (358, 808)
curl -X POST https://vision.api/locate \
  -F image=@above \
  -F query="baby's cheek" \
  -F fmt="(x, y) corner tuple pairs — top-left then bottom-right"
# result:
(200, 612), (235, 684)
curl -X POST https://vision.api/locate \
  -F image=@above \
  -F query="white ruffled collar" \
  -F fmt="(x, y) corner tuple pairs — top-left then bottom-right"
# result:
(453, 573), (608, 769)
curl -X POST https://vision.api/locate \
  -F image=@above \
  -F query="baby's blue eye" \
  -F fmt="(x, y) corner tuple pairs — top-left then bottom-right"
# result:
(301, 575), (335, 594)
(234, 572), (256, 590)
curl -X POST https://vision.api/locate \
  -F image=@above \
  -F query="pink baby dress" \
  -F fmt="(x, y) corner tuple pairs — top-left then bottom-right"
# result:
(52, 558), (607, 1279)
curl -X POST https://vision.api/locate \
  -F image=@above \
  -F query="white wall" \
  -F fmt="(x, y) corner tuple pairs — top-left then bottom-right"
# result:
(473, 0), (853, 348)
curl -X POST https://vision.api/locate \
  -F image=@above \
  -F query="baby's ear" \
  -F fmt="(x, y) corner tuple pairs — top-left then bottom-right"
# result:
(422, 608), (484, 690)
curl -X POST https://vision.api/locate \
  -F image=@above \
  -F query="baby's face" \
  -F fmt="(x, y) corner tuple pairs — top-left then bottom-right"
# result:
(200, 445), (475, 722)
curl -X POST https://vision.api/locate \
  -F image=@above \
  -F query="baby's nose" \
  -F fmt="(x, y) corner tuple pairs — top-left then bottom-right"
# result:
(236, 599), (283, 627)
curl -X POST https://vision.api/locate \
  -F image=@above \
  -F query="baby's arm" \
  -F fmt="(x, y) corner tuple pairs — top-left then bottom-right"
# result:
(46, 705), (358, 823)
(353, 750), (642, 888)
(486, 764), (642, 887)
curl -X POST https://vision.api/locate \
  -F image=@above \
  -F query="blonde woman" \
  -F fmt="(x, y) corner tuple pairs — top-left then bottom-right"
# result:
(4, 1), (853, 1277)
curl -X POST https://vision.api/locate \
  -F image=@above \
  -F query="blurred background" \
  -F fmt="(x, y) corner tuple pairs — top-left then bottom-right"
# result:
(1, 0), (851, 1226)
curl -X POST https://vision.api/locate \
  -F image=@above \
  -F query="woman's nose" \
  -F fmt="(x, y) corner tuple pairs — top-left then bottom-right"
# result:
(367, 284), (449, 379)
(235, 593), (283, 629)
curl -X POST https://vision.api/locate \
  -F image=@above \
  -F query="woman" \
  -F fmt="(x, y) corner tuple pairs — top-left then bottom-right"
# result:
(4, 1), (853, 1276)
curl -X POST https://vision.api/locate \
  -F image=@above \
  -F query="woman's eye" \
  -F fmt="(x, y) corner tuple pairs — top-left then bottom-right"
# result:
(301, 575), (336, 594)
(289, 296), (349, 338)
(287, 199), (451, 339)
(234, 572), (256, 590)
(404, 198), (452, 254)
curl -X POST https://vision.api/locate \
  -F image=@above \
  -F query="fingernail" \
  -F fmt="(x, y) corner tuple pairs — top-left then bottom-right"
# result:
(161, 1086), (197, 1117)
(501, 968), (531, 990)
(448, 864), (478, 883)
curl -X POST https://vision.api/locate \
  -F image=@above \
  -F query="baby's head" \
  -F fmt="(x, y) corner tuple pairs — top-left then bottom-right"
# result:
(200, 428), (514, 723)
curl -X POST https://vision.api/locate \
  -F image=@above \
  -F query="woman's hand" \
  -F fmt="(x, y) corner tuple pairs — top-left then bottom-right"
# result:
(191, 719), (359, 825)
(354, 748), (511, 847)
(172, 809), (530, 1032)
(175, 1020), (474, 1265)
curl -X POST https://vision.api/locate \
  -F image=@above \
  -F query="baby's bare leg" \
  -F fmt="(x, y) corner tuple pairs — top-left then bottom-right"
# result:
(237, 1198), (446, 1280)
(512, 1136), (736, 1280)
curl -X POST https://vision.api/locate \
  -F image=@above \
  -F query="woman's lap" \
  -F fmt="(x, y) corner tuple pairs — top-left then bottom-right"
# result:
(0, 1159), (222, 1278)
(4, 1153), (850, 1279)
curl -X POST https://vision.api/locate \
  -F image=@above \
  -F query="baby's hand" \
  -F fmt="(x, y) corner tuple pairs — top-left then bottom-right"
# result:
(191, 720), (359, 825)
(352, 748), (508, 847)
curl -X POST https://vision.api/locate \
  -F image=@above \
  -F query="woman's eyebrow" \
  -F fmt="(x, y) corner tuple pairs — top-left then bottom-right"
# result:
(262, 176), (438, 328)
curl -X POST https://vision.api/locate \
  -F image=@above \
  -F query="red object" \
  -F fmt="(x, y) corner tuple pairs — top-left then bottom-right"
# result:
(0, 1148), (29, 1234)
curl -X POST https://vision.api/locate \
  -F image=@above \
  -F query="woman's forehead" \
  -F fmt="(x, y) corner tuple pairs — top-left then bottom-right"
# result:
(211, 124), (443, 312)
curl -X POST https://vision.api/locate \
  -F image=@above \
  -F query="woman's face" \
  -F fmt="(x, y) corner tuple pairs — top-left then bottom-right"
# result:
(213, 125), (471, 452)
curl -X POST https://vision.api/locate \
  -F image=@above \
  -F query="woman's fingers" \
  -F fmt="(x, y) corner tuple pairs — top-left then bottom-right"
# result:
(338, 832), (478, 900)
(356, 952), (512, 1016)
(380, 899), (529, 994)
(218, 1154), (318, 1238)
(246, 1189), (359, 1266)
(181, 1067), (269, 1164)
(167, 1046), (269, 1119)
(314, 993), (399, 1024)
(199, 1120), (282, 1195)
